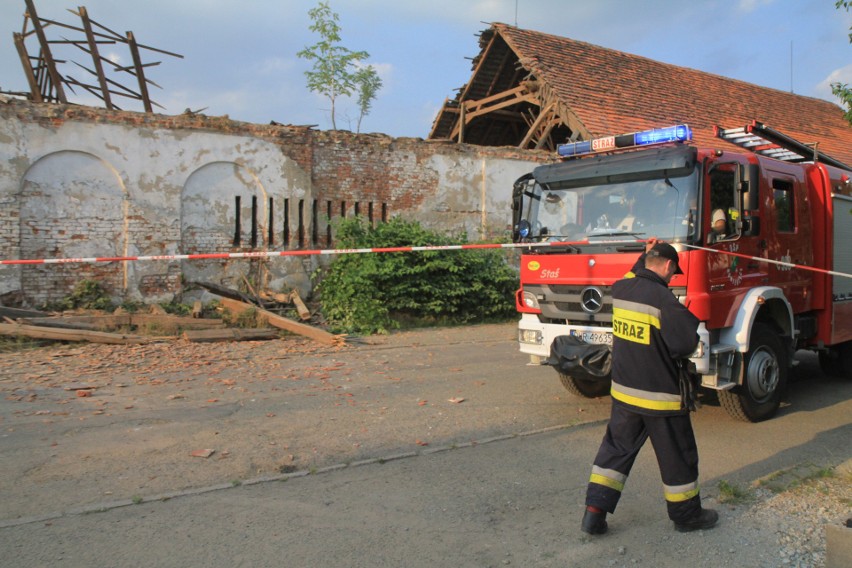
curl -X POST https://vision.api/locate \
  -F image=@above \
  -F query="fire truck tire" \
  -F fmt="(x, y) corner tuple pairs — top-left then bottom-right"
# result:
(557, 371), (611, 398)
(718, 323), (788, 422)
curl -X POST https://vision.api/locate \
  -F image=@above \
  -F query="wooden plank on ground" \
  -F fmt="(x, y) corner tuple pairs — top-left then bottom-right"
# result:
(20, 315), (132, 329)
(182, 328), (279, 343)
(0, 306), (49, 320)
(0, 323), (152, 344)
(18, 318), (105, 331)
(290, 290), (312, 321)
(131, 314), (224, 330)
(192, 281), (257, 305)
(19, 314), (223, 332)
(218, 298), (341, 345)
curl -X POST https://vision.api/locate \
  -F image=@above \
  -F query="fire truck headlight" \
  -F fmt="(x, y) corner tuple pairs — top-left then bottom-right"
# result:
(522, 291), (540, 310)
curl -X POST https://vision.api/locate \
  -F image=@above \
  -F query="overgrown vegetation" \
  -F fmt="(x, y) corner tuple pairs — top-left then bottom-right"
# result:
(758, 464), (837, 494)
(313, 218), (518, 335)
(717, 479), (755, 504)
(221, 306), (266, 329)
(41, 280), (210, 319)
(158, 300), (193, 316)
(42, 279), (114, 312)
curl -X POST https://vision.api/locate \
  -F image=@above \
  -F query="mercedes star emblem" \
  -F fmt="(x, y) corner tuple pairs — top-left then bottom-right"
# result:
(580, 287), (604, 314)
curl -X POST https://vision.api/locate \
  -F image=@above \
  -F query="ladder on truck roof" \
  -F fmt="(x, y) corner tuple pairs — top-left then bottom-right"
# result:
(714, 120), (852, 171)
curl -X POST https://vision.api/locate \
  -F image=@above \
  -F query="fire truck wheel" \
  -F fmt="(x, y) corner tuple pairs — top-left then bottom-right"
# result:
(557, 371), (611, 398)
(718, 323), (788, 422)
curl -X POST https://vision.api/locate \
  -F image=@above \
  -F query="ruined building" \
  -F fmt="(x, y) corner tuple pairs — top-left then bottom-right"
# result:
(2, 21), (851, 307)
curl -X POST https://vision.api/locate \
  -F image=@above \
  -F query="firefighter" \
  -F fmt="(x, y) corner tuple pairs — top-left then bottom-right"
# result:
(709, 208), (728, 242)
(581, 241), (719, 535)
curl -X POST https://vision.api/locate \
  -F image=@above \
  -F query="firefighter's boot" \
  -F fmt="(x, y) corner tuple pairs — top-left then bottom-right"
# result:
(673, 508), (719, 533)
(581, 508), (608, 535)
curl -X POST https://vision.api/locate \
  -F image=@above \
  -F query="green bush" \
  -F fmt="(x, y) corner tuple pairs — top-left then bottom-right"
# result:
(314, 218), (518, 334)
(158, 300), (193, 316)
(43, 279), (114, 312)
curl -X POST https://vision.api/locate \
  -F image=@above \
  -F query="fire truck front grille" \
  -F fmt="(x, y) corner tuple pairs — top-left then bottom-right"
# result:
(525, 284), (614, 323)
(554, 302), (614, 314)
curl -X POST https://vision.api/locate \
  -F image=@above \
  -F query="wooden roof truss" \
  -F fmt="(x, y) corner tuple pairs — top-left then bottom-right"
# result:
(8, 0), (182, 112)
(429, 27), (578, 150)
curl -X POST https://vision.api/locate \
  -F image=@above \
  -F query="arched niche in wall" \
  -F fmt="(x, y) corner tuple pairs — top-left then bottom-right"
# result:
(19, 150), (127, 306)
(180, 161), (268, 288)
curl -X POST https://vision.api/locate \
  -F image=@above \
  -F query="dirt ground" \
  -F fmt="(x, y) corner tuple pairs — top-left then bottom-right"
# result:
(1, 323), (605, 522)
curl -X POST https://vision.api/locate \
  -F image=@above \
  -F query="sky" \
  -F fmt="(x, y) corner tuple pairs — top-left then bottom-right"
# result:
(1, 0), (850, 138)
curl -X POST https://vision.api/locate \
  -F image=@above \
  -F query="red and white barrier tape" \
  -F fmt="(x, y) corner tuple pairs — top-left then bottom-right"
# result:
(683, 243), (852, 280)
(0, 241), (563, 266)
(2, 240), (850, 280)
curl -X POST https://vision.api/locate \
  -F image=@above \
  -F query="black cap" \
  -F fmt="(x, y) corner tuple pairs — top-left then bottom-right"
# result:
(647, 242), (683, 274)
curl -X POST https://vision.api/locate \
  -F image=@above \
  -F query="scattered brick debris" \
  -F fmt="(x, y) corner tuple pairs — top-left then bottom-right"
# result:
(190, 449), (215, 458)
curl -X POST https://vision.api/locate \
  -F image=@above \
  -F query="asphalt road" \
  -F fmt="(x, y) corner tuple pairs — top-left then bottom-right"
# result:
(0, 323), (850, 567)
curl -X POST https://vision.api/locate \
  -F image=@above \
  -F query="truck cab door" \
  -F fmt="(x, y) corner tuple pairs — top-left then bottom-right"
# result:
(705, 159), (766, 329)
(762, 169), (813, 314)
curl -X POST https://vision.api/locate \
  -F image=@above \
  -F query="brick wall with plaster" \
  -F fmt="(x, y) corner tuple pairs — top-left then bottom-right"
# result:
(0, 97), (548, 306)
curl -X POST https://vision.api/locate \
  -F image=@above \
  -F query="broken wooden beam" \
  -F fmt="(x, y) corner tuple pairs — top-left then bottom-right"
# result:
(17, 317), (105, 332)
(19, 314), (224, 332)
(289, 290), (312, 321)
(0, 322), (153, 344)
(130, 314), (224, 330)
(182, 328), (280, 343)
(18, 315), (131, 330)
(0, 306), (49, 320)
(192, 281), (258, 305)
(218, 298), (341, 345)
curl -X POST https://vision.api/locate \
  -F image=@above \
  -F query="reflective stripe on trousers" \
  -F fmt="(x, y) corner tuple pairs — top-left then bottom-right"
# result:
(610, 381), (682, 412)
(589, 465), (627, 492)
(664, 480), (700, 502)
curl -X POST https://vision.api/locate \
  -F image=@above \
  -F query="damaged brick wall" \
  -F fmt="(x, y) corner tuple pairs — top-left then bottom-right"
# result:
(0, 97), (548, 307)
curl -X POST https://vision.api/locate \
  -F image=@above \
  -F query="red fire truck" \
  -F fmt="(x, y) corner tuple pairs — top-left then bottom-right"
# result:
(512, 121), (852, 422)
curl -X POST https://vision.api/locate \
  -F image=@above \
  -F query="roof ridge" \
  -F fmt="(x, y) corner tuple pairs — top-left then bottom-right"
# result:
(493, 23), (843, 111)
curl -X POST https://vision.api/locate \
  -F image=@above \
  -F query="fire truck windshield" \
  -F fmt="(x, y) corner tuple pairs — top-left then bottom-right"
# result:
(518, 169), (698, 243)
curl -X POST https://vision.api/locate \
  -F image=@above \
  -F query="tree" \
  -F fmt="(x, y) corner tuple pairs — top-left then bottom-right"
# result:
(354, 65), (383, 133)
(834, 0), (852, 124)
(297, 2), (381, 131)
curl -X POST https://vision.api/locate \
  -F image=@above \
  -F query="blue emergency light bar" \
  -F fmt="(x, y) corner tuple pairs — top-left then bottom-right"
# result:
(557, 124), (692, 158)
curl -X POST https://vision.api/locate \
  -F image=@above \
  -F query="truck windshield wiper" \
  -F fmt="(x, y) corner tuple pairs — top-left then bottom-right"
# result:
(587, 230), (646, 238)
(544, 240), (581, 253)
(530, 236), (582, 253)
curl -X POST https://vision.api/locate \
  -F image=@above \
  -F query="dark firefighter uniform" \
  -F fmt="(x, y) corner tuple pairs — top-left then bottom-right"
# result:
(584, 262), (702, 524)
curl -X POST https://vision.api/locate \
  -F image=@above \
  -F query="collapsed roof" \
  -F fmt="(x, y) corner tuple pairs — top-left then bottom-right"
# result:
(429, 23), (852, 167)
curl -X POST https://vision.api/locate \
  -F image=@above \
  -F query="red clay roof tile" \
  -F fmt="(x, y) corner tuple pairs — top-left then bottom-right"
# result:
(489, 24), (852, 165)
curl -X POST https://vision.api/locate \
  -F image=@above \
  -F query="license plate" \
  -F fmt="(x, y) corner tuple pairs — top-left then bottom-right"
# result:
(570, 330), (612, 345)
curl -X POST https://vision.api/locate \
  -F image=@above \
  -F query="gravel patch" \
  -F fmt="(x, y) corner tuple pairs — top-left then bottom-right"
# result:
(738, 463), (852, 568)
